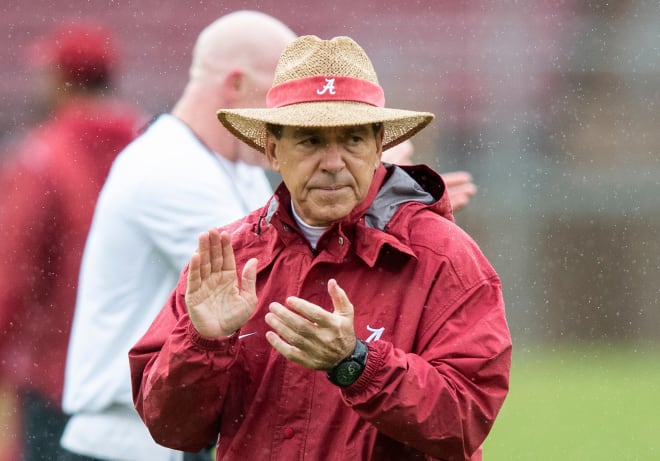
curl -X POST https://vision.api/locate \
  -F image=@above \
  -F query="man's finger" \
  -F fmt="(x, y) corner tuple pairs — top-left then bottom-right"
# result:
(186, 253), (202, 294)
(284, 296), (329, 326)
(265, 330), (301, 362)
(265, 306), (306, 347)
(268, 301), (317, 331)
(197, 231), (211, 280)
(441, 171), (473, 188)
(208, 229), (224, 274)
(448, 183), (478, 212)
(327, 279), (354, 318)
(220, 231), (237, 272)
(240, 258), (258, 296)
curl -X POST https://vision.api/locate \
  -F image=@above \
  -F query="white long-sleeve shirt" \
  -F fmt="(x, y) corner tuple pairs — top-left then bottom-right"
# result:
(61, 114), (272, 460)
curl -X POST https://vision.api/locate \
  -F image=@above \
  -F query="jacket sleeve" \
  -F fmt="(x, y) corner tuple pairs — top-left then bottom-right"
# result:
(128, 268), (240, 452)
(342, 276), (511, 460)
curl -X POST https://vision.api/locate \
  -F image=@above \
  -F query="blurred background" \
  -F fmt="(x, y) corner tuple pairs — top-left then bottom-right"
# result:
(1, 0), (658, 459)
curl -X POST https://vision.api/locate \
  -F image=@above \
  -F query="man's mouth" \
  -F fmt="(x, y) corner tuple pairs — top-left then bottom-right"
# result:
(318, 184), (346, 191)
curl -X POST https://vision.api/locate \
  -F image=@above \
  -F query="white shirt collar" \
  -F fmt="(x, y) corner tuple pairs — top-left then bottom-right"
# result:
(290, 203), (328, 249)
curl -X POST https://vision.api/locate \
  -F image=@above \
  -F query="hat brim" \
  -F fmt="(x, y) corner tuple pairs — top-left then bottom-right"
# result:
(217, 101), (434, 153)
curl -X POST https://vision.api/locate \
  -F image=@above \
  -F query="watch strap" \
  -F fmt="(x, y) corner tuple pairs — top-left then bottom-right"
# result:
(326, 339), (369, 387)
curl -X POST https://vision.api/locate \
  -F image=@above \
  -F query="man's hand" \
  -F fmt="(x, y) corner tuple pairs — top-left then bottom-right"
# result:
(185, 229), (258, 338)
(265, 279), (356, 370)
(442, 171), (478, 212)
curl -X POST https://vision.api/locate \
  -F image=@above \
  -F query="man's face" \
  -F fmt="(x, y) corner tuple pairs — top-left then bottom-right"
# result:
(266, 124), (383, 227)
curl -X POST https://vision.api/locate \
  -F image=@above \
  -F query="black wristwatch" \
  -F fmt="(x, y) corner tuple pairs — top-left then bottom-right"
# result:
(327, 339), (369, 387)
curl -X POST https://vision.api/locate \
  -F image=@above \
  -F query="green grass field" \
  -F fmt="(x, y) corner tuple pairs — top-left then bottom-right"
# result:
(483, 344), (660, 460)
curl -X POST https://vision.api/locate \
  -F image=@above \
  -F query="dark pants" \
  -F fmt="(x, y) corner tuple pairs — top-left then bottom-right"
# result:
(21, 390), (70, 461)
(59, 450), (213, 461)
(183, 451), (214, 461)
(59, 451), (102, 461)
(21, 390), (214, 461)
(58, 448), (213, 461)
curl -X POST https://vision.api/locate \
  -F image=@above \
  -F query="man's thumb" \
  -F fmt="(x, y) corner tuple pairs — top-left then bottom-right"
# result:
(328, 279), (354, 317)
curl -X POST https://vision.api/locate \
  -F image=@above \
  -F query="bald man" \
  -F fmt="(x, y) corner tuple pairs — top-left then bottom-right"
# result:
(60, 11), (296, 461)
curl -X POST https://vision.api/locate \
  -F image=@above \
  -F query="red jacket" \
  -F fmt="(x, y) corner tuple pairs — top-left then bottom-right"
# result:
(0, 98), (145, 404)
(129, 164), (511, 461)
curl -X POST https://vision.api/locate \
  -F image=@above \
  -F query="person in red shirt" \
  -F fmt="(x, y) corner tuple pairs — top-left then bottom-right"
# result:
(0, 21), (146, 461)
(130, 35), (510, 461)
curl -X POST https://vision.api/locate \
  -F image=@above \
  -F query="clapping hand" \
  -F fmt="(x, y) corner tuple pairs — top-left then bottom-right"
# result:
(185, 229), (258, 338)
(265, 279), (357, 371)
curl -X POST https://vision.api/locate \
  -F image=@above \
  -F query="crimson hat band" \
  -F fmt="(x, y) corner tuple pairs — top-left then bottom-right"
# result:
(266, 75), (385, 108)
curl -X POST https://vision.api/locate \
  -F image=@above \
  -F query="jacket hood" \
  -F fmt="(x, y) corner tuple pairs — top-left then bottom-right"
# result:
(364, 163), (454, 231)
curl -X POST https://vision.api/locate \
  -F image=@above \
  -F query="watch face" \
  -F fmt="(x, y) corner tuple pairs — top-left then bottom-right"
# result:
(336, 361), (362, 386)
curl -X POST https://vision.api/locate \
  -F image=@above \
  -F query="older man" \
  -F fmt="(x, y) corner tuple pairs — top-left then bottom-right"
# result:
(130, 35), (511, 461)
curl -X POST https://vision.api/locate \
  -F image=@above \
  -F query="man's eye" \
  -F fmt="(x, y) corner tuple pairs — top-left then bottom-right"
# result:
(300, 137), (320, 146)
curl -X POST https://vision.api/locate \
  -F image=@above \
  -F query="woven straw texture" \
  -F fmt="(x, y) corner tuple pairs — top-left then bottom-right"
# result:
(272, 35), (378, 85)
(217, 35), (434, 152)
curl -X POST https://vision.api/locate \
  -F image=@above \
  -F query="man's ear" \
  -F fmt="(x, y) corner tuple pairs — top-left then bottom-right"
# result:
(222, 69), (245, 105)
(375, 124), (385, 163)
(265, 133), (280, 172)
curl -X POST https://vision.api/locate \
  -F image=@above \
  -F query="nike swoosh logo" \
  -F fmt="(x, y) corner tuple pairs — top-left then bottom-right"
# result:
(238, 332), (257, 340)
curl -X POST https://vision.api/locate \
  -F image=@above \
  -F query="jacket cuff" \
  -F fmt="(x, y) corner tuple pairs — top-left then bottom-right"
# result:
(342, 341), (382, 397)
(187, 322), (239, 354)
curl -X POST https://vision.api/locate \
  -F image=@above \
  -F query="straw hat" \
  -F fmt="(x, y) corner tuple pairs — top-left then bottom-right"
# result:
(216, 35), (434, 153)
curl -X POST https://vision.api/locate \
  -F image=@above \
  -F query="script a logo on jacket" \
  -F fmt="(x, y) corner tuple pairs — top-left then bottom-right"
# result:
(365, 325), (384, 343)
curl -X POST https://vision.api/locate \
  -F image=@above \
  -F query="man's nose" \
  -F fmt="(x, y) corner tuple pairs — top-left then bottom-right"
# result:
(319, 142), (345, 172)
